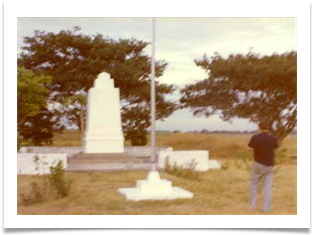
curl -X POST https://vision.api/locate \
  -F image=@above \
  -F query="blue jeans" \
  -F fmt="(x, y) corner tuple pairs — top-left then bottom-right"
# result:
(250, 161), (274, 212)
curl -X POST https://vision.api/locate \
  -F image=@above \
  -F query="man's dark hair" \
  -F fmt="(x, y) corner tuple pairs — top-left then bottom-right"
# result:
(258, 121), (270, 130)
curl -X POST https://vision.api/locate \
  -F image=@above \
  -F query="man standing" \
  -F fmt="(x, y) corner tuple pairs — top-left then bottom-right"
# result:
(248, 121), (279, 212)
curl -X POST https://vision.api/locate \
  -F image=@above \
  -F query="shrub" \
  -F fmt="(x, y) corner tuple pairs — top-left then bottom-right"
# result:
(48, 161), (72, 198)
(20, 157), (72, 206)
(165, 157), (201, 181)
(19, 155), (49, 206)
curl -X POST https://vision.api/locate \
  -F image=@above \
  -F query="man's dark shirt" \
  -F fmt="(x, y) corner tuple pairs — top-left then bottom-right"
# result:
(248, 132), (279, 166)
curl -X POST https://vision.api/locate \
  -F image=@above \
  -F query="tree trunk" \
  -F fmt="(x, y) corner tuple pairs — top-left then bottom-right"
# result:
(80, 109), (85, 145)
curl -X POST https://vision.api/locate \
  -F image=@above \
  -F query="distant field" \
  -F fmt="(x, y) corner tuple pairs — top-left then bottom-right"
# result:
(18, 130), (297, 215)
(52, 130), (297, 160)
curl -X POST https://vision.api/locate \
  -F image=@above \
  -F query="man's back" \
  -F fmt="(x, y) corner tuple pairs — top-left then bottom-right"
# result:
(248, 132), (279, 166)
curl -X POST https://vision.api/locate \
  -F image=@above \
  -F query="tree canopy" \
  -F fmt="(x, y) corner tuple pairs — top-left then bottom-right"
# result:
(18, 27), (176, 145)
(17, 67), (57, 146)
(180, 51), (297, 142)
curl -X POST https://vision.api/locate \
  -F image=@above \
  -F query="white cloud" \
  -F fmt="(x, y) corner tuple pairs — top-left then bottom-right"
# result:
(156, 109), (257, 131)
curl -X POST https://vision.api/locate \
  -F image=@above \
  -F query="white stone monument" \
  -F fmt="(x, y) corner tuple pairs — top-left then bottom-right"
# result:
(84, 72), (124, 153)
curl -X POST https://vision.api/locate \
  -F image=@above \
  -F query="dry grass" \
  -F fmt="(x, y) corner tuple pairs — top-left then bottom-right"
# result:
(17, 163), (296, 215)
(18, 132), (297, 215)
(157, 132), (297, 159)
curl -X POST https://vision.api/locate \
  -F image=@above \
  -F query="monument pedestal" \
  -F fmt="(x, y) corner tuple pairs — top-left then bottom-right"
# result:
(84, 72), (124, 153)
(85, 137), (124, 154)
(118, 171), (194, 201)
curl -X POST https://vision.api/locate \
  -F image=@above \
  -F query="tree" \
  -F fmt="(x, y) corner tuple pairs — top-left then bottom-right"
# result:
(200, 129), (209, 134)
(18, 27), (177, 145)
(62, 93), (87, 134)
(50, 93), (87, 145)
(17, 67), (56, 146)
(180, 51), (297, 142)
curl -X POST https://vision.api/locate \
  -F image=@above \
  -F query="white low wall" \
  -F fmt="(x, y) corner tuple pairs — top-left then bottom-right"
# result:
(17, 153), (67, 175)
(19, 146), (173, 157)
(19, 146), (82, 157)
(208, 160), (222, 169)
(158, 150), (221, 171)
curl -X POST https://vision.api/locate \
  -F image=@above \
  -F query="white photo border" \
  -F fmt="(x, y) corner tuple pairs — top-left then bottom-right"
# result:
(4, 1), (310, 228)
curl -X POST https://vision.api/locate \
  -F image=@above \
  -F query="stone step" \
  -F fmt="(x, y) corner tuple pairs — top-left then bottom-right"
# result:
(68, 158), (150, 165)
(68, 154), (151, 165)
(73, 152), (132, 158)
(66, 163), (155, 172)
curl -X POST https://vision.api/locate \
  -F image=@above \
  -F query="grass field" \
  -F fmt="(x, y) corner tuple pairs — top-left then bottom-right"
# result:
(18, 131), (297, 215)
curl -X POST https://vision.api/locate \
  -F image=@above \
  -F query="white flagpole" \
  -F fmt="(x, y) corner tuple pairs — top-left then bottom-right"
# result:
(151, 17), (156, 171)
(118, 18), (194, 199)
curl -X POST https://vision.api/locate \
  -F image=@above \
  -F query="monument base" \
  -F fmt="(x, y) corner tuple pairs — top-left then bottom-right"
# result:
(118, 171), (194, 201)
(85, 137), (124, 153)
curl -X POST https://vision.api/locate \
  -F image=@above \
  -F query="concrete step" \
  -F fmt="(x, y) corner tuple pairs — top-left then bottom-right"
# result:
(72, 152), (132, 158)
(66, 163), (155, 172)
(68, 154), (151, 165)
(68, 158), (150, 165)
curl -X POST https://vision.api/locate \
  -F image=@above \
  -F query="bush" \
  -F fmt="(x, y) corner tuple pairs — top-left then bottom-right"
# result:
(20, 157), (72, 206)
(48, 161), (72, 198)
(165, 157), (201, 181)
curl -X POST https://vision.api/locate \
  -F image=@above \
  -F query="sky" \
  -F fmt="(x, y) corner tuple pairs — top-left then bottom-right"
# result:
(17, 17), (297, 131)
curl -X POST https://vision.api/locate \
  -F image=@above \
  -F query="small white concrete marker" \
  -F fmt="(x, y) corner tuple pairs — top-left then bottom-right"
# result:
(118, 171), (194, 201)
